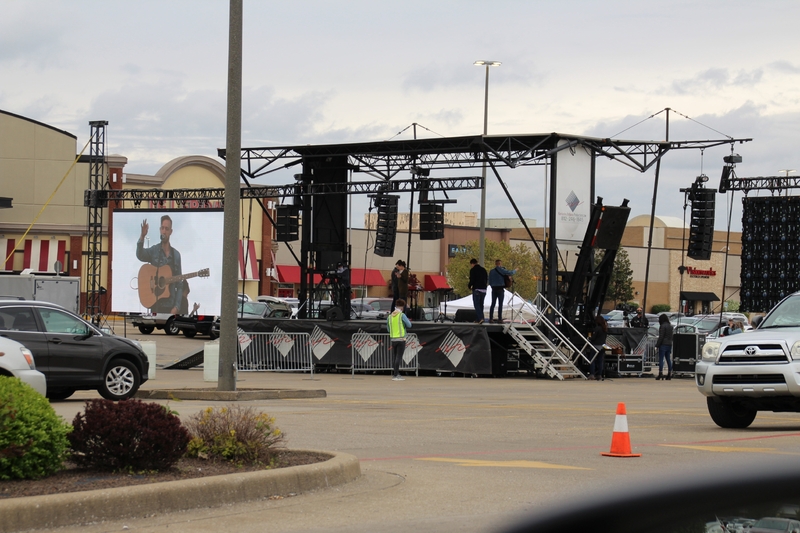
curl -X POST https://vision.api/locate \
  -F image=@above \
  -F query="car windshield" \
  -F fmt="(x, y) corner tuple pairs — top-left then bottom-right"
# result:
(237, 302), (268, 316)
(760, 294), (800, 328)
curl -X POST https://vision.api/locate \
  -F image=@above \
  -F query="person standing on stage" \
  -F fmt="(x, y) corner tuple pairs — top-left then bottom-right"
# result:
(488, 259), (516, 323)
(391, 260), (408, 312)
(387, 298), (412, 381)
(467, 258), (488, 324)
(136, 215), (184, 315)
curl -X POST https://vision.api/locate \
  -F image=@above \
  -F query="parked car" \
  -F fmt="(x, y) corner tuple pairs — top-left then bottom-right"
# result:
(697, 291), (800, 428)
(351, 302), (384, 319)
(351, 297), (393, 318)
(131, 312), (181, 335)
(212, 299), (293, 336)
(0, 299), (149, 400)
(0, 335), (47, 396)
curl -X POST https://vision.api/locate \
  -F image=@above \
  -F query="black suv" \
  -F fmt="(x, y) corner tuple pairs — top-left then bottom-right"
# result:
(0, 300), (149, 401)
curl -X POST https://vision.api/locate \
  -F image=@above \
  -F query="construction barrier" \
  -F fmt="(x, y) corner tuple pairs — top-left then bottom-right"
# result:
(350, 332), (419, 377)
(236, 331), (313, 375)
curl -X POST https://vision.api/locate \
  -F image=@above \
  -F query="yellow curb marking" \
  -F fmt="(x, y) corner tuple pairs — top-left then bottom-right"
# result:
(416, 457), (591, 469)
(660, 445), (775, 453)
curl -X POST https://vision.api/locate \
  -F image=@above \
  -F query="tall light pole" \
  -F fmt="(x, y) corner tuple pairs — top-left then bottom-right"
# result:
(474, 60), (501, 266)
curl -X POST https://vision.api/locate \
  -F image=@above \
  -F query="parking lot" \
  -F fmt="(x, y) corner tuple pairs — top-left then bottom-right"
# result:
(47, 325), (800, 533)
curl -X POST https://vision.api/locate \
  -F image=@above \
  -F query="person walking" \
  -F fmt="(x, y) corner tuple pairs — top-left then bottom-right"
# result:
(390, 260), (408, 312)
(467, 258), (488, 323)
(589, 315), (608, 380)
(488, 259), (516, 323)
(655, 313), (674, 380)
(387, 298), (412, 381)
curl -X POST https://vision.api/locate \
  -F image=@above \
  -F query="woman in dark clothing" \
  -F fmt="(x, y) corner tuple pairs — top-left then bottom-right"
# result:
(589, 315), (608, 380)
(656, 313), (674, 380)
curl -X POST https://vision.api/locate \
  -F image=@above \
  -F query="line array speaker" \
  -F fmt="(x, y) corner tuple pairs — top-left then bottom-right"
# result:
(687, 188), (715, 260)
(419, 203), (444, 240)
(374, 195), (399, 257)
(740, 195), (800, 312)
(275, 205), (300, 242)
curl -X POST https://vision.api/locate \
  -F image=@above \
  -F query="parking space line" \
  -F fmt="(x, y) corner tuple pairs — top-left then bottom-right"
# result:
(416, 457), (592, 469)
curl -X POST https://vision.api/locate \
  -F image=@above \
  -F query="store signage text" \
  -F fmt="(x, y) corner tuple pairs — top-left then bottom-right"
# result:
(687, 266), (716, 278)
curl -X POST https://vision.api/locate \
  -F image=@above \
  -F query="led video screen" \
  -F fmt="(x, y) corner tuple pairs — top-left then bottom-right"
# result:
(111, 210), (224, 315)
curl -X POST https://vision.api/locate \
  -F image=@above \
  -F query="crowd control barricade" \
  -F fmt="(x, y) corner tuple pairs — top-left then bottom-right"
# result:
(236, 331), (313, 376)
(350, 332), (419, 377)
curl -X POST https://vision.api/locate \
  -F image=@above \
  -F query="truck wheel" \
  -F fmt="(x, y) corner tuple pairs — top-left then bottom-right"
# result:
(165, 317), (179, 336)
(706, 397), (757, 429)
(183, 329), (197, 338)
(99, 359), (141, 400)
(209, 329), (218, 340)
(138, 325), (155, 335)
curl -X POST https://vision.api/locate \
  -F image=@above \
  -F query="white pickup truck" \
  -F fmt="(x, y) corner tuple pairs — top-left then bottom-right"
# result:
(696, 292), (800, 428)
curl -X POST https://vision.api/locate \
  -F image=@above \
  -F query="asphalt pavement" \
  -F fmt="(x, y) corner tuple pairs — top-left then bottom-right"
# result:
(44, 324), (800, 533)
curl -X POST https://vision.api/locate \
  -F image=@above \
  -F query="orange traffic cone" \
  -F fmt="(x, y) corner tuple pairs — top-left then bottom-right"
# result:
(601, 402), (641, 457)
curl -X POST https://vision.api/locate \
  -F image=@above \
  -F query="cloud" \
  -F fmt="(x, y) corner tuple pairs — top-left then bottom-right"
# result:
(668, 67), (764, 95)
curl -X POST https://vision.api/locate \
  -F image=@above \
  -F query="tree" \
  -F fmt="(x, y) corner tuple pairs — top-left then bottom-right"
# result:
(596, 248), (634, 308)
(445, 241), (542, 301)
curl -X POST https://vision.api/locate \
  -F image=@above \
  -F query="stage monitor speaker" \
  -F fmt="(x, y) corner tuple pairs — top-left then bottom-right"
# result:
(454, 309), (477, 323)
(594, 205), (631, 250)
(687, 188), (715, 260)
(276, 205), (300, 242)
(420, 203), (444, 240)
(374, 195), (399, 257)
(325, 306), (345, 321)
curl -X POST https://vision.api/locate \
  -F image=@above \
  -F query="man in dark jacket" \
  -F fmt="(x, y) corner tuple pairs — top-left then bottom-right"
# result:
(467, 258), (488, 323)
(488, 259), (516, 323)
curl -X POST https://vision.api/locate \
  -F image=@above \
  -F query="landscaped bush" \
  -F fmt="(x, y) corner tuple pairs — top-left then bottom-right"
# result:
(651, 304), (671, 314)
(0, 376), (71, 480)
(69, 399), (189, 471)
(184, 405), (285, 465)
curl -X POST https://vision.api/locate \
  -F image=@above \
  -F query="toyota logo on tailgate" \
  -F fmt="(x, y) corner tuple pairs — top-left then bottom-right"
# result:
(744, 346), (758, 356)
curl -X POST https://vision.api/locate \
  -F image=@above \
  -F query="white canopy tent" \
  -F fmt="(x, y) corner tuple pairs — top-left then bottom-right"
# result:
(438, 290), (539, 322)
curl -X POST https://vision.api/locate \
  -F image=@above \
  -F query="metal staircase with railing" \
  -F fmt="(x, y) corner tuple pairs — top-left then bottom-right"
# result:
(503, 293), (597, 380)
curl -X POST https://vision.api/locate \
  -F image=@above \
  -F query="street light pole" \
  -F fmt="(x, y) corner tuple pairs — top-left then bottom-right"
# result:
(474, 60), (501, 267)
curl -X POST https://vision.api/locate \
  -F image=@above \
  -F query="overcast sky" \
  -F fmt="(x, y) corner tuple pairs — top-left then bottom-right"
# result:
(3, 0), (799, 233)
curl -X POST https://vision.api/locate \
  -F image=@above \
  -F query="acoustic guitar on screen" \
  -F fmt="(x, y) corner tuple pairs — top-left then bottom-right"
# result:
(137, 264), (210, 309)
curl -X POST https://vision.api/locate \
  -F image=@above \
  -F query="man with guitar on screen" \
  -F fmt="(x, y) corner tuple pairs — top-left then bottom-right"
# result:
(136, 215), (186, 315)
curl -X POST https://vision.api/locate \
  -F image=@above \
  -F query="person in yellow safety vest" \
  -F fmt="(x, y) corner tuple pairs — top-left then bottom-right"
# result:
(387, 298), (412, 381)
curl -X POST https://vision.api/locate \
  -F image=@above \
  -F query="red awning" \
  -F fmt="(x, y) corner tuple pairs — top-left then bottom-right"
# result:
(275, 265), (321, 284)
(350, 268), (386, 286)
(424, 274), (452, 291)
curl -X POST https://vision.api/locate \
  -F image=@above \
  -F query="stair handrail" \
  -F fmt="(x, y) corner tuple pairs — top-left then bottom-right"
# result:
(523, 293), (597, 366)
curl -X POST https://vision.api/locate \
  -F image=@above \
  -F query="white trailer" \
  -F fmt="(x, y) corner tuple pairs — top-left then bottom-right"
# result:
(0, 274), (81, 314)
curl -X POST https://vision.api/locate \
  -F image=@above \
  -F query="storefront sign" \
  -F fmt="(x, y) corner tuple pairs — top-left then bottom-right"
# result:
(687, 266), (716, 278)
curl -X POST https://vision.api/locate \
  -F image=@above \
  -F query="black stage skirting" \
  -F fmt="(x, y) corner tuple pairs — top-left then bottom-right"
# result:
(237, 318), (495, 375)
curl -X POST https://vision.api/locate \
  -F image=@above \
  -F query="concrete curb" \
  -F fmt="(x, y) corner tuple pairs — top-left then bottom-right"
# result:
(135, 388), (327, 401)
(0, 450), (360, 533)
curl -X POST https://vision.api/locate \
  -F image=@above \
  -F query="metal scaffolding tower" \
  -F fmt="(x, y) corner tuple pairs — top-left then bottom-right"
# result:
(84, 120), (108, 324)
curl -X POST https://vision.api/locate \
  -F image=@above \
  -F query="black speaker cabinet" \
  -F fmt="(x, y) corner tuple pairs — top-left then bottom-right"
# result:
(454, 309), (477, 323)
(325, 306), (345, 321)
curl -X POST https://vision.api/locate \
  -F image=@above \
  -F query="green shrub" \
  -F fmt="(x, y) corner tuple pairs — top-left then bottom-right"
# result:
(651, 304), (671, 314)
(0, 376), (71, 480)
(184, 405), (284, 465)
(69, 399), (189, 471)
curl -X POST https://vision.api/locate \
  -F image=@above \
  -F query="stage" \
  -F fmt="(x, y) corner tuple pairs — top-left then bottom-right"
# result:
(236, 317), (519, 376)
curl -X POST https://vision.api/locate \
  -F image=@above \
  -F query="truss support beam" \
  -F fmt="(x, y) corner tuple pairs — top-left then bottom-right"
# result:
(85, 120), (108, 324)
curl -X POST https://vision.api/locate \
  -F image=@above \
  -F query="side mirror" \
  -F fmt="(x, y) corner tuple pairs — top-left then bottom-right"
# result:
(751, 315), (764, 328)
